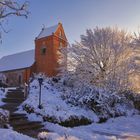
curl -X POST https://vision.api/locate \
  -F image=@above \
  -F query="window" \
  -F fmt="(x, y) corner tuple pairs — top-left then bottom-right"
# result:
(6, 78), (8, 84)
(18, 75), (22, 85)
(41, 46), (46, 55)
(59, 30), (62, 37)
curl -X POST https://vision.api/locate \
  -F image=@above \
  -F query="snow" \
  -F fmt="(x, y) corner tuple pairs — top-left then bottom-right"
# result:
(0, 87), (16, 106)
(17, 77), (140, 139)
(37, 24), (58, 39)
(0, 50), (34, 72)
(0, 129), (35, 140)
(19, 79), (98, 123)
(38, 115), (140, 140)
(0, 88), (7, 106)
(0, 108), (9, 123)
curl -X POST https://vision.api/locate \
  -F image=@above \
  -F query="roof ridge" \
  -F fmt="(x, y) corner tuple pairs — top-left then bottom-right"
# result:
(0, 49), (35, 72)
(44, 24), (58, 30)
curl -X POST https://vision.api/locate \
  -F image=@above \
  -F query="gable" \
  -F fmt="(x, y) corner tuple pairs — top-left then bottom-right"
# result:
(0, 50), (35, 72)
(54, 23), (67, 41)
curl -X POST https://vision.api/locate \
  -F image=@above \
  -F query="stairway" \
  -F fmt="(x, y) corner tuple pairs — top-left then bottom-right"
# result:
(0, 88), (44, 138)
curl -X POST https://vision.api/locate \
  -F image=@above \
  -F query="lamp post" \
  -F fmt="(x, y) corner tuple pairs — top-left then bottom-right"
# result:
(38, 77), (43, 109)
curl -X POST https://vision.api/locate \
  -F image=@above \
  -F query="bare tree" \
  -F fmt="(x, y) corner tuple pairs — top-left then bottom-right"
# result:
(0, 0), (29, 41)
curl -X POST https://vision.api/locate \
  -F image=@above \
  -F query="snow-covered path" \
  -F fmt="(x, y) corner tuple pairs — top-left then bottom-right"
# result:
(91, 130), (140, 140)
(39, 115), (140, 140)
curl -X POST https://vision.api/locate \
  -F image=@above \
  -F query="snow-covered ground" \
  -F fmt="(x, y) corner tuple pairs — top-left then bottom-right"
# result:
(0, 88), (35, 140)
(16, 77), (140, 139)
(0, 129), (35, 140)
(19, 78), (138, 125)
(18, 79), (98, 124)
(37, 115), (140, 140)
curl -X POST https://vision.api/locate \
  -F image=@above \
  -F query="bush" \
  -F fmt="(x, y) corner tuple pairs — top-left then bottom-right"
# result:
(63, 84), (138, 121)
(122, 90), (140, 111)
(23, 104), (35, 114)
(0, 109), (9, 128)
(60, 115), (91, 127)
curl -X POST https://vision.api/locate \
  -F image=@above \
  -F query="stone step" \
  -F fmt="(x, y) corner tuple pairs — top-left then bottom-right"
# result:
(2, 98), (24, 103)
(10, 113), (26, 117)
(10, 115), (28, 121)
(0, 103), (19, 111)
(0, 106), (17, 112)
(1, 103), (21, 107)
(8, 89), (23, 92)
(16, 129), (43, 138)
(6, 94), (25, 98)
(1, 89), (45, 138)
(14, 123), (43, 131)
(7, 91), (24, 94)
(11, 121), (41, 127)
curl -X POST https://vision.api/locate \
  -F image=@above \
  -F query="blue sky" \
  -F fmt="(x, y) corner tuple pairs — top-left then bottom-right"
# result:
(0, 0), (140, 57)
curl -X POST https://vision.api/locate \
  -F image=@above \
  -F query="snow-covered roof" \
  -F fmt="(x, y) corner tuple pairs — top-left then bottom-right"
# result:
(0, 50), (35, 72)
(37, 24), (58, 39)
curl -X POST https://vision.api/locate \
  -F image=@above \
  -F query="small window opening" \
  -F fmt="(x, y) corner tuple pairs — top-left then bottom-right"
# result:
(6, 78), (8, 84)
(18, 75), (22, 85)
(59, 31), (62, 37)
(41, 47), (46, 55)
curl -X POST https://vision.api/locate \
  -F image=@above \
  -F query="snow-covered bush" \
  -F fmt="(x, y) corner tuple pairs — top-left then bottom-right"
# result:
(0, 88), (9, 128)
(20, 76), (98, 127)
(122, 90), (140, 111)
(0, 108), (9, 128)
(59, 82), (138, 121)
(20, 75), (139, 125)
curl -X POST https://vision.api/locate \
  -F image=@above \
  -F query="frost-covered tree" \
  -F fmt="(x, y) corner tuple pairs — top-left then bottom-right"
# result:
(128, 32), (140, 91)
(0, 0), (29, 41)
(62, 27), (136, 92)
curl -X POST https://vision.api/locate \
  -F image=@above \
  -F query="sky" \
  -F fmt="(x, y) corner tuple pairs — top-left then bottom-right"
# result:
(0, 0), (140, 57)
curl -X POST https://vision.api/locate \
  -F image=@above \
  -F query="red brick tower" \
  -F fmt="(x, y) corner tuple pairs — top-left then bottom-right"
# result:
(34, 23), (67, 76)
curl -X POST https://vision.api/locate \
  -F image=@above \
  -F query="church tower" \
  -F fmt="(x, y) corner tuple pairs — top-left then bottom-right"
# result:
(34, 23), (67, 76)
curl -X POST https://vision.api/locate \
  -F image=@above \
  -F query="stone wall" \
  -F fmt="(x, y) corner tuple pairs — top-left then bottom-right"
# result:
(2, 69), (24, 87)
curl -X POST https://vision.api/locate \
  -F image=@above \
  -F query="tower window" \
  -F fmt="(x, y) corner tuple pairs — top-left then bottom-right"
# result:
(59, 31), (62, 37)
(41, 46), (46, 55)
(18, 75), (22, 85)
(6, 78), (8, 84)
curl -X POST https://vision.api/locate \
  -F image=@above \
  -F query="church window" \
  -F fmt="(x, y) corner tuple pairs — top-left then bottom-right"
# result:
(6, 78), (8, 84)
(41, 46), (46, 55)
(59, 30), (62, 37)
(18, 75), (22, 85)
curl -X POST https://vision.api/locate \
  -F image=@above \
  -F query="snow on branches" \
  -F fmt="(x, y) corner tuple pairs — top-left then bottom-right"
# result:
(0, 0), (29, 41)
(60, 27), (139, 92)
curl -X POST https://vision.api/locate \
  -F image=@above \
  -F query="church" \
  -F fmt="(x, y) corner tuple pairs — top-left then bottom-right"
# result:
(0, 23), (67, 86)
